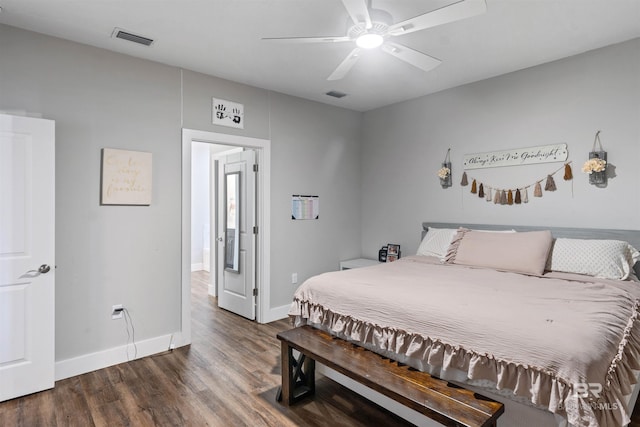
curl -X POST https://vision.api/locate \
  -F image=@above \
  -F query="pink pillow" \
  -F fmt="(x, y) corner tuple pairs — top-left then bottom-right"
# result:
(445, 228), (553, 275)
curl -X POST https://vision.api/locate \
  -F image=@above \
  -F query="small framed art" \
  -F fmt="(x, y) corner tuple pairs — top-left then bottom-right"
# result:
(386, 244), (401, 262)
(101, 148), (152, 205)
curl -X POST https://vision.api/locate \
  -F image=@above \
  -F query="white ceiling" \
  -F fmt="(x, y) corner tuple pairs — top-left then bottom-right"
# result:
(1, 0), (639, 112)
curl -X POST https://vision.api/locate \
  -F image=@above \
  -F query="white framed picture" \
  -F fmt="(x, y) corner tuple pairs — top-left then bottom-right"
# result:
(101, 148), (152, 205)
(212, 97), (244, 129)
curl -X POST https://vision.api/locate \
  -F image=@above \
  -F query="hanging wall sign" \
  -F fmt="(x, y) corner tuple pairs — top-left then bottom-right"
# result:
(291, 195), (319, 220)
(212, 97), (244, 129)
(463, 143), (568, 170)
(101, 148), (152, 205)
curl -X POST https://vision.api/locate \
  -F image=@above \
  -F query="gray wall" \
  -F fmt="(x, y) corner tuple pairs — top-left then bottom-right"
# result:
(2, 21), (637, 366)
(1, 25), (183, 361)
(269, 91), (363, 306)
(0, 24), (363, 361)
(182, 70), (364, 308)
(360, 38), (640, 260)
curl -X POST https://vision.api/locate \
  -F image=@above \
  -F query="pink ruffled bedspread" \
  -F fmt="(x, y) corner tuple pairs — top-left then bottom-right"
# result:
(289, 256), (640, 427)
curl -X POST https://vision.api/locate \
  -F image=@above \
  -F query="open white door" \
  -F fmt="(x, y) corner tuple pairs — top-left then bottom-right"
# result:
(0, 114), (55, 401)
(216, 150), (256, 320)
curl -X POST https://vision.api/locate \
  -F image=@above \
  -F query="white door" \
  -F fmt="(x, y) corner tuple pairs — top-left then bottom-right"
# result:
(0, 114), (55, 401)
(216, 150), (256, 320)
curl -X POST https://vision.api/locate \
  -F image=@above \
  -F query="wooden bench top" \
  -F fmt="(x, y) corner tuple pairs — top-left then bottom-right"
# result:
(278, 326), (504, 427)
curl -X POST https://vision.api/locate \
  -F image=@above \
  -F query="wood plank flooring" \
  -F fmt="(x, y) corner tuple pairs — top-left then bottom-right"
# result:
(2, 270), (640, 426)
(0, 271), (410, 427)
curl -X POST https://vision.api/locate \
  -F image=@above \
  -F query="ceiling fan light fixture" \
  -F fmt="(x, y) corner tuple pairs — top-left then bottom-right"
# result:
(356, 33), (383, 49)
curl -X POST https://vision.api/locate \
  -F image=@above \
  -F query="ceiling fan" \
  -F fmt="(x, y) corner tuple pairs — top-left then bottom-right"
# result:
(262, 0), (486, 81)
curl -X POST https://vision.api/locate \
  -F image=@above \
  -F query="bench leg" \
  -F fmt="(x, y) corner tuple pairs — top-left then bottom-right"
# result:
(278, 341), (315, 405)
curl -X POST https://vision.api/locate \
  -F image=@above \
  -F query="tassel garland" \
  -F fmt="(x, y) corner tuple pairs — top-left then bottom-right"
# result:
(460, 161), (572, 207)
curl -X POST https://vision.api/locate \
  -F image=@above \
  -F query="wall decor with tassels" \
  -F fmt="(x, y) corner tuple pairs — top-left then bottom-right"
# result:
(460, 144), (572, 206)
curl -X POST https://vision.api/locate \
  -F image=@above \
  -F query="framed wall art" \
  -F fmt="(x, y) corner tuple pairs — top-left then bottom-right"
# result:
(101, 148), (152, 205)
(212, 98), (245, 129)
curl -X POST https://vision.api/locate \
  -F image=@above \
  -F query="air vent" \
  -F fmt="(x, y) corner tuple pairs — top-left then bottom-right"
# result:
(112, 28), (154, 46)
(325, 90), (347, 99)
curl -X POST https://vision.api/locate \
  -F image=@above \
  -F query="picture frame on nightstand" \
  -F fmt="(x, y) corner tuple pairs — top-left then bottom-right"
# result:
(386, 244), (401, 262)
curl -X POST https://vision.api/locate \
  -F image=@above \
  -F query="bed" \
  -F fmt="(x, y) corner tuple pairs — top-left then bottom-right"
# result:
(289, 223), (640, 427)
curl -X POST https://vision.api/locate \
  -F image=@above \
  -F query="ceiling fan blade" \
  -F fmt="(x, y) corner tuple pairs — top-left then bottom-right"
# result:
(387, 0), (486, 36)
(341, 0), (372, 29)
(327, 48), (362, 81)
(381, 42), (441, 72)
(261, 36), (351, 44)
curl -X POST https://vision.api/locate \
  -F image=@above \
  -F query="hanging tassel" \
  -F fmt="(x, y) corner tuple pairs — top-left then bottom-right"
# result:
(471, 179), (477, 194)
(460, 172), (468, 186)
(534, 181), (542, 197)
(478, 183), (484, 198)
(563, 163), (573, 181)
(515, 189), (522, 204)
(544, 174), (557, 191)
(523, 187), (529, 203)
(507, 190), (514, 205)
(500, 190), (507, 205)
(485, 187), (492, 202)
(493, 189), (501, 204)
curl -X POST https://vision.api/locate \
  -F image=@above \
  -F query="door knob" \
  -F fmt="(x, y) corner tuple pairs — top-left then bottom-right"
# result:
(19, 264), (52, 279)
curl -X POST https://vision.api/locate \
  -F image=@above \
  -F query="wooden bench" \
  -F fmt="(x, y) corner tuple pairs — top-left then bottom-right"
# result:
(277, 326), (504, 427)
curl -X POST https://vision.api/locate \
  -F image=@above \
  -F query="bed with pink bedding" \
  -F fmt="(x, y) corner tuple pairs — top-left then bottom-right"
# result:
(289, 223), (640, 427)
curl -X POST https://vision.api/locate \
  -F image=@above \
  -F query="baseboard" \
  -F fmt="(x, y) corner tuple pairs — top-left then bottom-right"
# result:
(55, 333), (181, 381)
(262, 304), (290, 323)
(208, 284), (216, 296)
(191, 263), (204, 272)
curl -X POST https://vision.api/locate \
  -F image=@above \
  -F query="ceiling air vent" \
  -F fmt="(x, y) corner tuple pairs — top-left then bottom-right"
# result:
(325, 90), (347, 99)
(112, 28), (154, 46)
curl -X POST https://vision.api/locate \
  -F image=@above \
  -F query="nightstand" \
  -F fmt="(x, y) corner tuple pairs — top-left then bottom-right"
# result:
(339, 258), (380, 270)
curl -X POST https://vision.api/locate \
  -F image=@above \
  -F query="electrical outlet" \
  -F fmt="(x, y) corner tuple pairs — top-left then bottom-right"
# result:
(291, 273), (298, 284)
(111, 304), (123, 320)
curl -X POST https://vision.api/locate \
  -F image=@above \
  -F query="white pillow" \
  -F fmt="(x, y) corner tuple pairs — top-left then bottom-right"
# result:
(417, 227), (516, 259)
(546, 238), (640, 280)
(416, 228), (457, 258)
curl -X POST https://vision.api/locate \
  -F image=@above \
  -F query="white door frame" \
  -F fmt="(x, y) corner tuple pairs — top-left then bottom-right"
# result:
(181, 129), (271, 345)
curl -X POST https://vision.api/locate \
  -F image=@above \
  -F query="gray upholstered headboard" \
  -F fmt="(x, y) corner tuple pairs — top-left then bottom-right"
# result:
(422, 222), (640, 277)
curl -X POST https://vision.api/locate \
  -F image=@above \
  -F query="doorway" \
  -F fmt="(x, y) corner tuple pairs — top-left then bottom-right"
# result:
(190, 142), (241, 297)
(180, 129), (271, 347)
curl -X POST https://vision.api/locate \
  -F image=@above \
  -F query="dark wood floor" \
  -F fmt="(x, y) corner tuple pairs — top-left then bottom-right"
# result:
(2, 271), (640, 426)
(0, 271), (410, 426)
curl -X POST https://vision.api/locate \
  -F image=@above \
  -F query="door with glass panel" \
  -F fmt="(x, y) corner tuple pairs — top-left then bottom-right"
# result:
(216, 150), (256, 320)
